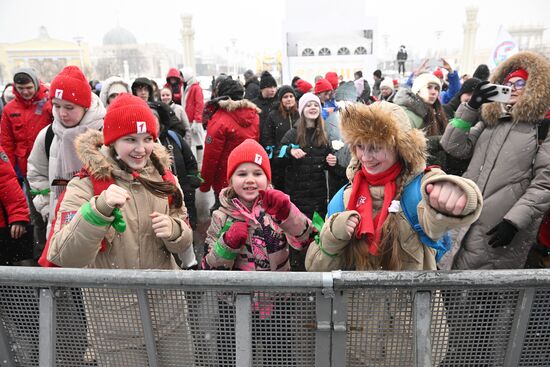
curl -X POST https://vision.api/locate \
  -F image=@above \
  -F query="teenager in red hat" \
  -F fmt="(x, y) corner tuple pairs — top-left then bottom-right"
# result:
(42, 92), (194, 363)
(27, 65), (105, 234)
(203, 138), (313, 272)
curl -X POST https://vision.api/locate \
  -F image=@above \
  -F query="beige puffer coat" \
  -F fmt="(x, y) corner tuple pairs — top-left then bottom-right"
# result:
(46, 129), (194, 365)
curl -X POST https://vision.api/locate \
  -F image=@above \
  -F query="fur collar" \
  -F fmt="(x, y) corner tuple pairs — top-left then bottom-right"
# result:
(482, 51), (550, 126)
(218, 98), (262, 114)
(74, 129), (171, 180)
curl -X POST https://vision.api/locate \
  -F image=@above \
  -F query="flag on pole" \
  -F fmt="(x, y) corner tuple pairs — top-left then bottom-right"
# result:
(489, 25), (519, 70)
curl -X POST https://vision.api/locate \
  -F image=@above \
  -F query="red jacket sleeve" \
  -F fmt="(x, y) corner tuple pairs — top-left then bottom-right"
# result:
(0, 148), (29, 225)
(0, 109), (16, 169)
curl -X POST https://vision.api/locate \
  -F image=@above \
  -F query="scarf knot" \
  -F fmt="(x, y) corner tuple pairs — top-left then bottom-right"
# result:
(347, 162), (402, 255)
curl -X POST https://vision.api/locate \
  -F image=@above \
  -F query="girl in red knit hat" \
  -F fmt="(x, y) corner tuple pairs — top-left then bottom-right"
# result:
(201, 138), (315, 366)
(202, 138), (314, 272)
(42, 93), (194, 364)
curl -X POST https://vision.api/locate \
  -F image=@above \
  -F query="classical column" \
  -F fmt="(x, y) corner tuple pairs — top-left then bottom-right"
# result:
(460, 7), (478, 75)
(180, 14), (195, 70)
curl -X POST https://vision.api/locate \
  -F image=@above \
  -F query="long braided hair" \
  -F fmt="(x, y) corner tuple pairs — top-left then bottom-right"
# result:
(109, 146), (183, 208)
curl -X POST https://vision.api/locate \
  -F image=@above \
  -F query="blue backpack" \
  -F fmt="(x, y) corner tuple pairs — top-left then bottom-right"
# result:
(327, 174), (451, 262)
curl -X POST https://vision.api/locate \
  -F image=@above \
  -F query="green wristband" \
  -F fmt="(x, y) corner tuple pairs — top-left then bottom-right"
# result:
(214, 241), (238, 260)
(450, 118), (472, 132)
(81, 202), (113, 227)
(318, 242), (339, 258)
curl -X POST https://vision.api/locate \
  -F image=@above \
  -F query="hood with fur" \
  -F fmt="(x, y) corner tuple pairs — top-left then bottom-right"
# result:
(74, 129), (171, 180)
(340, 102), (427, 181)
(215, 98), (261, 128)
(482, 51), (550, 125)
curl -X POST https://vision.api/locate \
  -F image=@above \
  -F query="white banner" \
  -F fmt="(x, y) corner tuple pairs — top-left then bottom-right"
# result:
(489, 25), (519, 70)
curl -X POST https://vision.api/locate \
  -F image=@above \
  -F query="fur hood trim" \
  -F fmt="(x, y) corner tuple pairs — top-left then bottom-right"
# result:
(482, 51), (550, 125)
(218, 98), (262, 114)
(74, 129), (171, 180)
(340, 102), (427, 179)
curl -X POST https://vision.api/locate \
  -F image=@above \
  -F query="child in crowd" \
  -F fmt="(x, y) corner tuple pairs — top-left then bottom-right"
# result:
(42, 93), (194, 365)
(305, 101), (483, 366)
(202, 139), (313, 271)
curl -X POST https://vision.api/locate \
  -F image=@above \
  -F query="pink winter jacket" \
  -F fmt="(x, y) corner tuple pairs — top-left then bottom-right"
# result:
(202, 188), (313, 271)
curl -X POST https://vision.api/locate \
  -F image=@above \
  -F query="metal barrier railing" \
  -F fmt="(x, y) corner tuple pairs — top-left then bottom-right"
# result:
(0, 267), (549, 367)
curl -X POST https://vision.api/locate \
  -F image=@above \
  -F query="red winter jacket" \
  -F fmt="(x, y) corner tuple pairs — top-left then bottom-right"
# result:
(200, 99), (260, 193)
(164, 68), (183, 105)
(0, 145), (29, 228)
(183, 80), (204, 123)
(0, 82), (53, 176)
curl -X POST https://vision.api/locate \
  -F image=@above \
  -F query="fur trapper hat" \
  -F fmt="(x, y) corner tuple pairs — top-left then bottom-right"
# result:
(340, 101), (427, 174)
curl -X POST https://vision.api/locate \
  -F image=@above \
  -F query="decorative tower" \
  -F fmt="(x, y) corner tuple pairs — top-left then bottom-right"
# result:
(180, 14), (195, 71)
(460, 7), (479, 75)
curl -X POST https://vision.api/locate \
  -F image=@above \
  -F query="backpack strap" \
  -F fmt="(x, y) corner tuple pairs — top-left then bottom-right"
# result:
(400, 173), (451, 262)
(167, 130), (182, 150)
(44, 124), (54, 160)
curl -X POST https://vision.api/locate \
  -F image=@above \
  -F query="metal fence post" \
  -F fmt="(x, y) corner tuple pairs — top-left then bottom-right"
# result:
(414, 290), (432, 367)
(503, 288), (536, 367)
(331, 288), (348, 367)
(315, 272), (333, 367)
(235, 293), (252, 367)
(137, 289), (159, 367)
(39, 288), (56, 367)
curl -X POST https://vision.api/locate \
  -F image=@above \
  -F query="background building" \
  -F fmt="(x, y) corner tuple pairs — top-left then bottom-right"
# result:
(281, 0), (378, 84)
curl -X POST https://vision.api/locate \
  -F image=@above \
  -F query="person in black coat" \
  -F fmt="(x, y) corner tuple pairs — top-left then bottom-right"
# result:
(149, 102), (201, 230)
(276, 92), (337, 271)
(243, 69), (260, 101)
(252, 71), (278, 147)
(264, 85), (300, 191)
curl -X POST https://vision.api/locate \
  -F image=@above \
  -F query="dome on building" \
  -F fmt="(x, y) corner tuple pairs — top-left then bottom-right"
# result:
(102, 26), (137, 46)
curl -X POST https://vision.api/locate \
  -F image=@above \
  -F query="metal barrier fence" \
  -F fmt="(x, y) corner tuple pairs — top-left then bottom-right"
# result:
(0, 267), (550, 366)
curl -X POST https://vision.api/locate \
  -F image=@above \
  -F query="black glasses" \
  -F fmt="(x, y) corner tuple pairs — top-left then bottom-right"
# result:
(505, 79), (526, 90)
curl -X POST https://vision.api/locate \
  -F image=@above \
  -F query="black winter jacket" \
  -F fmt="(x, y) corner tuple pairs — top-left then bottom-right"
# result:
(277, 128), (333, 219)
(252, 95), (277, 147)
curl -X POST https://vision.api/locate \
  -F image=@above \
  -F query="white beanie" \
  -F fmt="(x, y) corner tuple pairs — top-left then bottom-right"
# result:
(380, 78), (395, 91)
(298, 92), (321, 116)
(411, 73), (441, 94)
(180, 67), (194, 83)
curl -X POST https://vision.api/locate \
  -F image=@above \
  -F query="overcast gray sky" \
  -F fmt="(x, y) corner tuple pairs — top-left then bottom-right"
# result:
(1, 0), (549, 57)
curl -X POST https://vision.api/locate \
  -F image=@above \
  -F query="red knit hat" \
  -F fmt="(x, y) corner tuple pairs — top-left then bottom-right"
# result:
(226, 139), (271, 182)
(314, 78), (333, 94)
(103, 93), (158, 146)
(295, 79), (312, 94)
(433, 68), (444, 79)
(50, 66), (92, 108)
(504, 68), (529, 83)
(325, 72), (339, 90)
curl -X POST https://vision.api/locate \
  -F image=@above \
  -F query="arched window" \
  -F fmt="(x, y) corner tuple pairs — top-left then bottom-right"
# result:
(302, 48), (315, 56)
(354, 46), (368, 55)
(337, 47), (350, 55)
(318, 47), (332, 56)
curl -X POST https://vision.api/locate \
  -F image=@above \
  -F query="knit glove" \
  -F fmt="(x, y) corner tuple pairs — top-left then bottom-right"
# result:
(223, 221), (249, 249)
(260, 189), (291, 222)
(467, 80), (498, 109)
(487, 220), (518, 248)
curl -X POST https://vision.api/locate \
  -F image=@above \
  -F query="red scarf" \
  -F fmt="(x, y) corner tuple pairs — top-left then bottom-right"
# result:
(347, 162), (402, 255)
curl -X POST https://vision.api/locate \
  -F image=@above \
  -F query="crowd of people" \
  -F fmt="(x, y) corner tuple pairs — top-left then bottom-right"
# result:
(1, 50), (550, 364)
